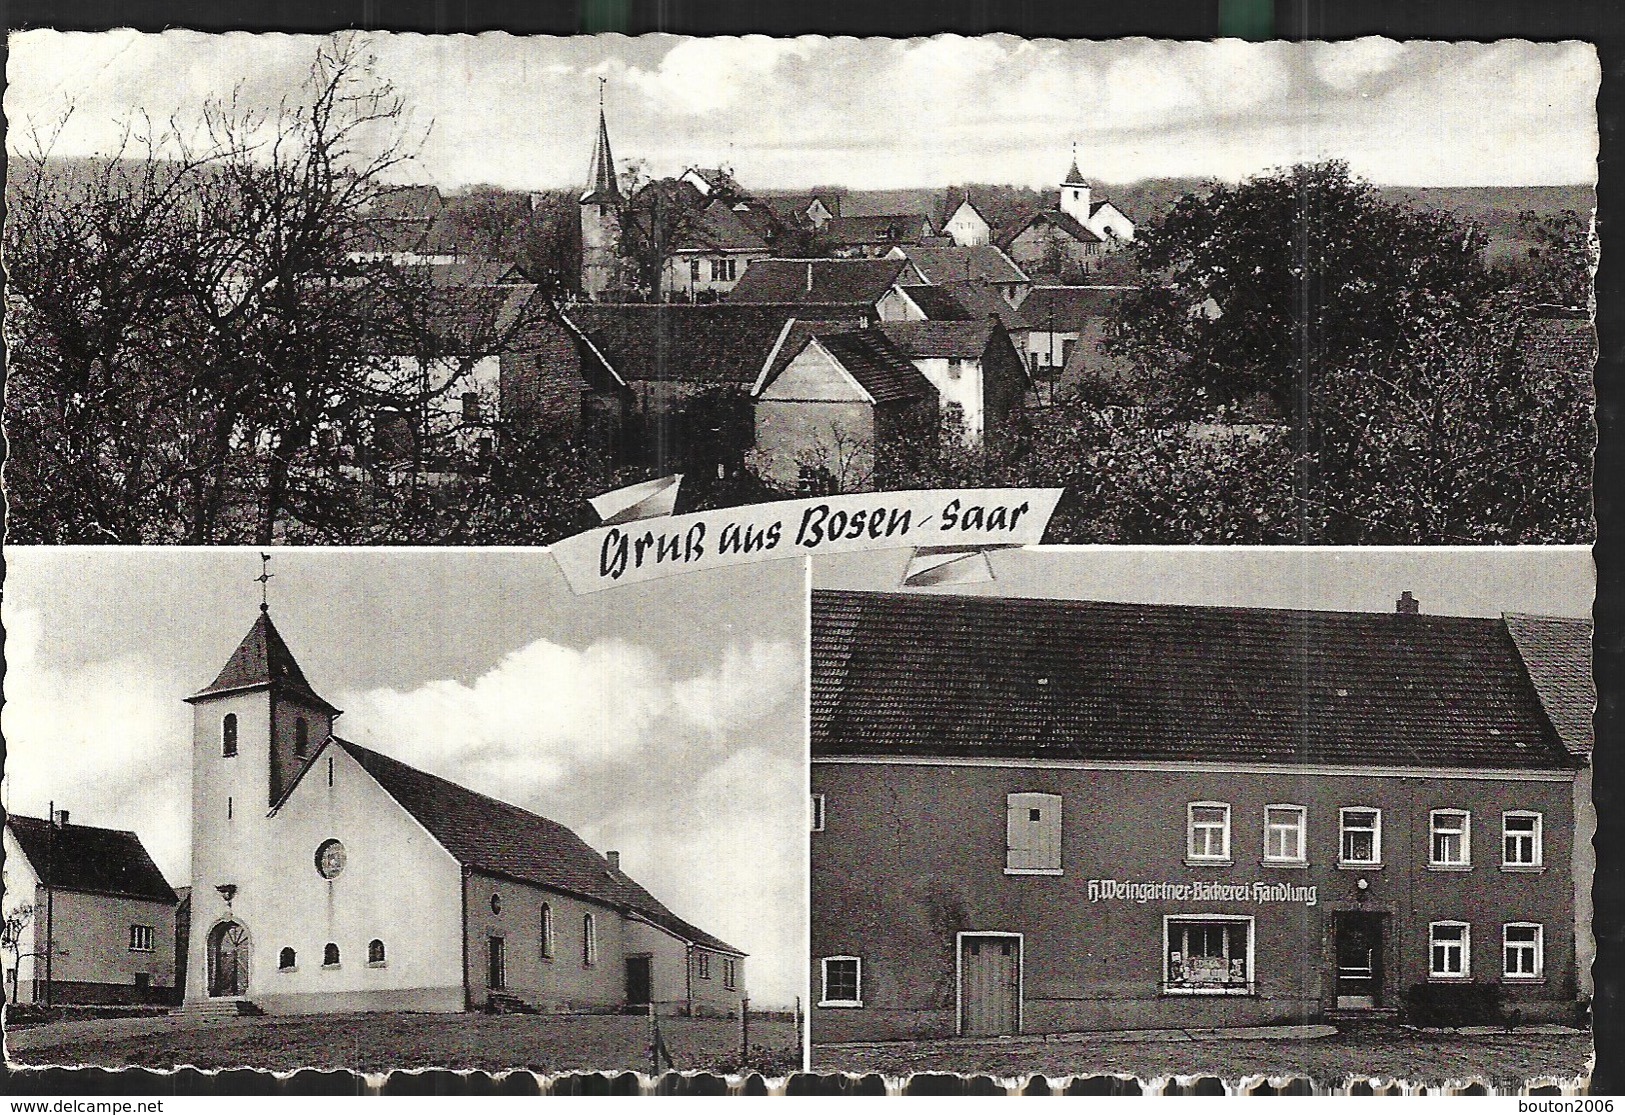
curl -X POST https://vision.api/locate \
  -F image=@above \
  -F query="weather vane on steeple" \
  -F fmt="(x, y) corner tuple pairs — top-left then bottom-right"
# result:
(256, 553), (274, 612)
(599, 75), (607, 107)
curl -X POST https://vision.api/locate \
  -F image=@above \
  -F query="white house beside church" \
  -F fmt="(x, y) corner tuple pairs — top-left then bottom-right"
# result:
(182, 605), (744, 1016)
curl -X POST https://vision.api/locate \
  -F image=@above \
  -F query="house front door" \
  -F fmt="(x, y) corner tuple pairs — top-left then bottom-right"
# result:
(207, 921), (251, 997)
(626, 956), (652, 1005)
(959, 934), (1021, 1037)
(488, 937), (506, 990)
(1335, 913), (1384, 1009)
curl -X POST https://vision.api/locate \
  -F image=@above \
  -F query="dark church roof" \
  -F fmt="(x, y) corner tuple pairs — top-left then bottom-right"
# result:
(1505, 613), (1594, 757)
(580, 105), (621, 206)
(812, 590), (1576, 770)
(187, 609), (340, 714)
(8, 815), (178, 904)
(336, 741), (743, 956)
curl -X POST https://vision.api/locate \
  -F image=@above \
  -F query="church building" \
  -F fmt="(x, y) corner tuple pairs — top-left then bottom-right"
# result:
(182, 605), (744, 1016)
(999, 154), (1135, 281)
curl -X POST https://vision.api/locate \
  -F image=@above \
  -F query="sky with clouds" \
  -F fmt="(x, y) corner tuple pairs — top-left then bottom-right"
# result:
(5, 31), (1599, 191)
(2, 548), (808, 1007)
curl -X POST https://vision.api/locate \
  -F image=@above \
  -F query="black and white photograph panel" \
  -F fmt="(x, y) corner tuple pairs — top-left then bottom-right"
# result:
(3, 32), (1597, 547)
(808, 547), (1594, 1086)
(1, 548), (807, 1074)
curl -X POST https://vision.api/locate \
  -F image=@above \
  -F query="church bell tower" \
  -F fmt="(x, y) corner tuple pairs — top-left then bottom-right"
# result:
(1059, 144), (1092, 227)
(579, 81), (623, 301)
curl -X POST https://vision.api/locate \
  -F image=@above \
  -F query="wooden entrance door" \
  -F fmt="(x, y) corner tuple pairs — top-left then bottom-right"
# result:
(626, 956), (652, 1005)
(1335, 913), (1383, 1008)
(959, 934), (1021, 1036)
(487, 937), (507, 990)
(207, 922), (251, 997)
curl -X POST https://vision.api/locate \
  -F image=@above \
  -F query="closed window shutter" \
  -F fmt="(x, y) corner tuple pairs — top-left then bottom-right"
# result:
(1007, 793), (1062, 871)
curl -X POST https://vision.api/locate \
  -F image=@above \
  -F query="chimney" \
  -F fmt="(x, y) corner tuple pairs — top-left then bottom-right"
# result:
(806, 262), (814, 293)
(1396, 591), (1419, 615)
(52, 809), (69, 829)
(607, 850), (620, 872)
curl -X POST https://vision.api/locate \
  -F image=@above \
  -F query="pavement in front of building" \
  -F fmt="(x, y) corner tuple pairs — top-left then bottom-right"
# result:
(816, 1022), (1586, 1053)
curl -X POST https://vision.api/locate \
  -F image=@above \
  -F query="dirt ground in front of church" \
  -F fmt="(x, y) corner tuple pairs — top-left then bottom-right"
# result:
(7, 1010), (802, 1075)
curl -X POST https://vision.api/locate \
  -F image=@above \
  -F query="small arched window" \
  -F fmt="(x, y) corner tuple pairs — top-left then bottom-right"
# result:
(540, 904), (554, 960)
(323, 942), (340, 967)
(368, 939), (386, 965)
(278, 947), (296, 970)
(222, 714), (238, 757)
(583, 913), (597, 967)
(295, 717), (309, 757)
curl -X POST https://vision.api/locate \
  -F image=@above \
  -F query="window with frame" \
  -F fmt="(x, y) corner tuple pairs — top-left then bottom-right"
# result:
(368, 939), (386, 966)
(1429, 922), (1470, 979)
(1504, 924), (1543, 979)
(697, 952), (711, 980)
(1186, 802), (1231, 862)
(820, 956), (861, 1007)
(462, 392), (483, 424)
(1430, 809), (1471, 867)
(1006, 792), (1063, 874)
(1263, 805), (1306, 863)
(811, 794), (826, 833)
(540, 903), (554, 960)
(128, 925), (154, 952)
(1164, 917), (1252, 994)
(583, 913), (597, 967)
(323, 942), (341, 968)
(724, 957), (738, 990)
(1503, 812), (1543, 868)
(1339, 808), (1382, 865)
(690, 259), (702, 281)
(947, 357), (964, 379)
(222, 713), (238, 757)
(278, 947), (296, 970)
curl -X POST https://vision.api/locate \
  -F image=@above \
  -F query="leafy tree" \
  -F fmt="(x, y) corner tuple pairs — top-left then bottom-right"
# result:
(1503, 209), (1595, 309)
(613, 163), (702, 300)
(1112, 161), (1492, 419)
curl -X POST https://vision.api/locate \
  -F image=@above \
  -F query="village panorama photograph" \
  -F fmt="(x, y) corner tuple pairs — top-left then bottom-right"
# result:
(808, 546), (1595, 1088)
(1, 548), (808, 1075)
(0, 31), (1599, 547)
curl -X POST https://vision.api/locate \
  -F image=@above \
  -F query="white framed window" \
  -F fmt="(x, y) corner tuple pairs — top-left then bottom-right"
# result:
(129, 925), (154, 952)
(697, 952), (711, 980)
(724, 957), (738, 990)
(1504, 923), (1544, 980)
(1339, 807), (1382, 866)
(540, 903), (554, 960)
(222, 713), (238, 758)
(1164, 916), (1254, 995)
(1186, 802), (1231, 863)
(1430, 810), (1472, 868)
(368, 939), (386, 966)
(1263, 805), (1307, 864)
(1006, 792), (1063, 874)
(583, 913), (597, 967)
(1503, 812), (1543, 868)
(689, 259), (702, 281)
(811, 794), (826, 833)
(820, 956), (862, 1007)
(278, 947), (296, 971)
(1429, 922), (1470, 979)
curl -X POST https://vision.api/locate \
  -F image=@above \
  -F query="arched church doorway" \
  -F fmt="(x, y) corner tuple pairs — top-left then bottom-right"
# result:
(207, 921), (252, 997)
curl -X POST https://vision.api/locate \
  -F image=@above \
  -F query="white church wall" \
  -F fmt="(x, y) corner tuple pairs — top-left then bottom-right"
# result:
(626, 917), (694, 1007)
(463, 873), (629, 1012)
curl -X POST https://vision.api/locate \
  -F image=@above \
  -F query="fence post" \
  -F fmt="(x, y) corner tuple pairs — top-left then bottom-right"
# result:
(795, 995), (803, 1057)
(741, 996), (750, 1061)
(648, 1001), (659, 1077)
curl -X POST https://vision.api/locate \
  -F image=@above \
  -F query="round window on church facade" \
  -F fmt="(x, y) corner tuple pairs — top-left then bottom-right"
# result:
(315, 839), (346, 880)
(490, 893), (503, 915)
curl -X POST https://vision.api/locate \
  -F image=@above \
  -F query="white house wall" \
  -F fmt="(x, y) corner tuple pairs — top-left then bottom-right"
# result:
(913, 357), (985, 446)
(3, 827), (41, 999)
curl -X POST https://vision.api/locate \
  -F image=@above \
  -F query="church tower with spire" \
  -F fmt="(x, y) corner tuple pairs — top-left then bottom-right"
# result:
(579, 82), (623, 300)
(1058, 144), (1093, 228)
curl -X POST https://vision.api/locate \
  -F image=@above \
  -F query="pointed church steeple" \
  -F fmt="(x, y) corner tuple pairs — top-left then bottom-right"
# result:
(189, 608), (339, 714)
(580, 80), (622, 205)
(1062, 143), (1086, 187)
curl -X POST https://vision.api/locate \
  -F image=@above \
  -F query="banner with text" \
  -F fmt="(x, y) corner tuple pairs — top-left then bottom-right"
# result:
(550, 488), (1063, 593)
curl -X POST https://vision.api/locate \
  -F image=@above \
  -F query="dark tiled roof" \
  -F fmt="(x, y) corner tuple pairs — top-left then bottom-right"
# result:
(8, 815), (177, 904)
(674, 200), (772, 252)
(188, 610), (339, 713)
(337, 741), (743, 955)
(811, 591), (1575, 769)
(998, 209), (1104, 250)
(898, 285), (972, 320)
(940, 280), (1029, 331)
(757, 316), (873, 388)
(876, 320), (997, 360)
(823, 214), (929, 247)
(1505, 614), (1594, 756)
(816, 331), (936, 405)
(561, 303), (801, 385)
(581, 107), (621, 205)
(896, 244), (1028, 286)
(728, 258), (910, 306)
(1063, 158), (1087, 186)
(420, 259), (528, 287)
(1020, 285), (1132, 328)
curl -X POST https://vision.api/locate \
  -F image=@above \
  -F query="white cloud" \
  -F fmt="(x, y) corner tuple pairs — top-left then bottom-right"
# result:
(622, 36), (815, 115)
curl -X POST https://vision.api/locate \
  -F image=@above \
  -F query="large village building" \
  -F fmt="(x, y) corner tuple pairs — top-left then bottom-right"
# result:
(810, 590), (1588, 1041)
(999, 156), (1135, 281)
(181, 606), (743, 1016)
(3, 813), (180, 1006)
